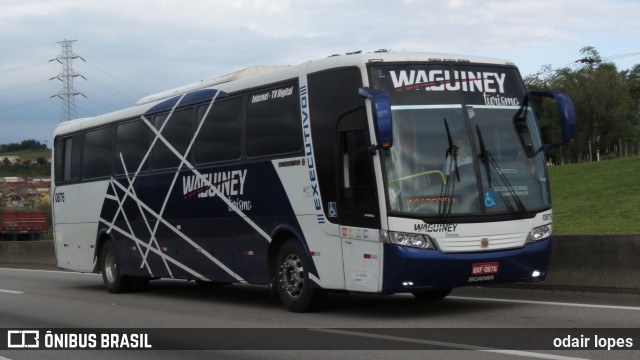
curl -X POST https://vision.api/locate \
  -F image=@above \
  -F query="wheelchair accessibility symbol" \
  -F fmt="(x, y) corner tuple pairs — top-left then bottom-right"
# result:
(484, 192), (497, 208)
(328, 202), (338, 218)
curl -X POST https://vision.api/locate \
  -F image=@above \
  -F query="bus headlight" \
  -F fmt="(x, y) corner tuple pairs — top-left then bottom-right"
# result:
(389, 232), (435, 249)
(526, 225), (551, 244)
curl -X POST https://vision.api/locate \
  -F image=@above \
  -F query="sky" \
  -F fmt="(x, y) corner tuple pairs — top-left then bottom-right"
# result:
(1, 0), (639, 146)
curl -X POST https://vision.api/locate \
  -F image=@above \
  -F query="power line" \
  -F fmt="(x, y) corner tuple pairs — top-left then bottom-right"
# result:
(0, 60), (50, 75)
(603, 52), (640, 60)
(0, 80), (50, 94)
(49, 39), (86, 122)
(531, 50), (640, 79)
(79, 43), (168, 91)
(75, 78), (137, 114)
(0, 42), (57, 53)
(83, 59), (147, 97)
(0, 98), (52, 114)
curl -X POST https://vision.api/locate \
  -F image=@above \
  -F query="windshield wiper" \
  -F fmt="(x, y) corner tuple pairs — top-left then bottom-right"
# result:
(444, 118), (460, 182)
(475, 124), (492, 188)
(475, 124), (526, 213)
(439, 118), (457, 219)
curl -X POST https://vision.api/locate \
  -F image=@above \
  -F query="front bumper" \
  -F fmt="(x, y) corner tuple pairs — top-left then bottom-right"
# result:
(382, 238), (550, 294)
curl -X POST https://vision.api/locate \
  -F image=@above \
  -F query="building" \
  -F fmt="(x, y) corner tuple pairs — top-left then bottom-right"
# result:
(0, 156), (21, 165)
(0, 177), (51, 208)
(0, 176), (26, 183)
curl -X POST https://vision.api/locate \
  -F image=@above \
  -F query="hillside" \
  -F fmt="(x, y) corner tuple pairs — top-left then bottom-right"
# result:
(0, 149), (51, 177)
(549, 156), (640, 235)
(0, 149), (51, 161)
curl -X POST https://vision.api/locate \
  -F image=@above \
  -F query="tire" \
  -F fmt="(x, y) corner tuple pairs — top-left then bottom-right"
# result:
(412, 287), (452, 301)
(100, 240), (134, 293)
(275, 239), (322, 312)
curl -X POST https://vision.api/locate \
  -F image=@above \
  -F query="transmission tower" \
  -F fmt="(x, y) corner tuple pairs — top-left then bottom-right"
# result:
(50, 39), (86, 121)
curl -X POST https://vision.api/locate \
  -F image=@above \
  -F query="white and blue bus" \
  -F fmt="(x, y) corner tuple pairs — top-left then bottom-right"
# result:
(52, 52), (576, 312)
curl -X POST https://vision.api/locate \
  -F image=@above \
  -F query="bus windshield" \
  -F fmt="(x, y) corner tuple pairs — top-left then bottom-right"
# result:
(370, 64), (550, 218)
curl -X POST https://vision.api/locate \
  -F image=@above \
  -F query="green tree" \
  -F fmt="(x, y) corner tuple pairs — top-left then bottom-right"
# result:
(526, 46), (639, 162)
(626, 64), (640, 129)
(0, 139), (48, 153)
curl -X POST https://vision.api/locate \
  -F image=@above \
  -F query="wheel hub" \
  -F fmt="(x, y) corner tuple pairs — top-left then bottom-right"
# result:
(278, 254), (304, 298)
(104, 250), (117, 284)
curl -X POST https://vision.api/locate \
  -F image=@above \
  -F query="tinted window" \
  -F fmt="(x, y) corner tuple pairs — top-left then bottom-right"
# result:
(55, 134), (82, 184)
(83, 127), (113, 179)
(115, 119), (151, 175)
(152, 108), (194, 170)
(63, 138), (73, 181)
(194, 97), (243, 164)
(246, 83), (302, 157)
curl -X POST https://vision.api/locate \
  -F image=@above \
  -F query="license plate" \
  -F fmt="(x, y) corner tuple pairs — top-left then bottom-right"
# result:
(471, 262), (499, 275)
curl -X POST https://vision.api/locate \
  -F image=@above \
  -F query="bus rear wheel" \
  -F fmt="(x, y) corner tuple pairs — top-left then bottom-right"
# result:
(275, 240), (322, 312)
(100, 240), (135, 293)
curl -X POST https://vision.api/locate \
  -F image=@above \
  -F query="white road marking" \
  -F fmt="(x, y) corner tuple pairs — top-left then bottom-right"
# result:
(311, 329), (590, 360)
(0, 289), (23, 294)
(449, 296), (640, 311)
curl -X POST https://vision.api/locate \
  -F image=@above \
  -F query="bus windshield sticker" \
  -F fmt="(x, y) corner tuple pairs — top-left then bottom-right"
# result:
(390, 70), (507, 94)
(373, 65), (525, 108)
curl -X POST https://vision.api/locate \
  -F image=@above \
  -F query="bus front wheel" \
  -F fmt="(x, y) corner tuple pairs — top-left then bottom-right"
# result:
(275, 239), (322, 312)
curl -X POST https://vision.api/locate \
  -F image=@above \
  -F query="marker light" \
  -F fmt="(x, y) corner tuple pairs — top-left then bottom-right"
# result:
(532, 270), (541, 278)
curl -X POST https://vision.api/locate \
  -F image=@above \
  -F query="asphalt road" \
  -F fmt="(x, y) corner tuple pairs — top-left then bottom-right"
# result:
(0, 266), (639, 360)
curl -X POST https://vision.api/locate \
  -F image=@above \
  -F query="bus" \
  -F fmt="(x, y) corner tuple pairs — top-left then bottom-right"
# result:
(52, 52), (576, 312)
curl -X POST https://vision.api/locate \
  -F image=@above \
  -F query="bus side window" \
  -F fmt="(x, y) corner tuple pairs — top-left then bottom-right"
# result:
(245, 82), (302, 158)
(151, 108), (194, 170)
(55, 134), (83, 184)
(83, 126), (114, 180)
(115, 119), (150, 175)
(194, 97), (243, 164)
(63, 138), (72, 180)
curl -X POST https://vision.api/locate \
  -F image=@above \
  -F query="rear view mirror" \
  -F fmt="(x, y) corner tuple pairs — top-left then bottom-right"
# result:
(359, 87), (393, 149)
(529, 90), (577, 149)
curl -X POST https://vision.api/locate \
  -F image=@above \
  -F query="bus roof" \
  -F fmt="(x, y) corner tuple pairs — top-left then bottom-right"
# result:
(53, 52), (515, 138)
(135, 65), (290, 106)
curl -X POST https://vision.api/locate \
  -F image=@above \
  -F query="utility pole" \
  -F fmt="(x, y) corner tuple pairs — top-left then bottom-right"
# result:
(575, 57), (601, 71)
(50, 39), (86, 121)
(576, 57), (601, 162)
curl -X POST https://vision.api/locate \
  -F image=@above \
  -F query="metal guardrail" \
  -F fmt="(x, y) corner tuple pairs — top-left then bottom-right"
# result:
(1, 235), (639, 292)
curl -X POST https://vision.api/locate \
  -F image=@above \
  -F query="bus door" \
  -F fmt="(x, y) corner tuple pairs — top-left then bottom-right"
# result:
(337, 108), (382, 292)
